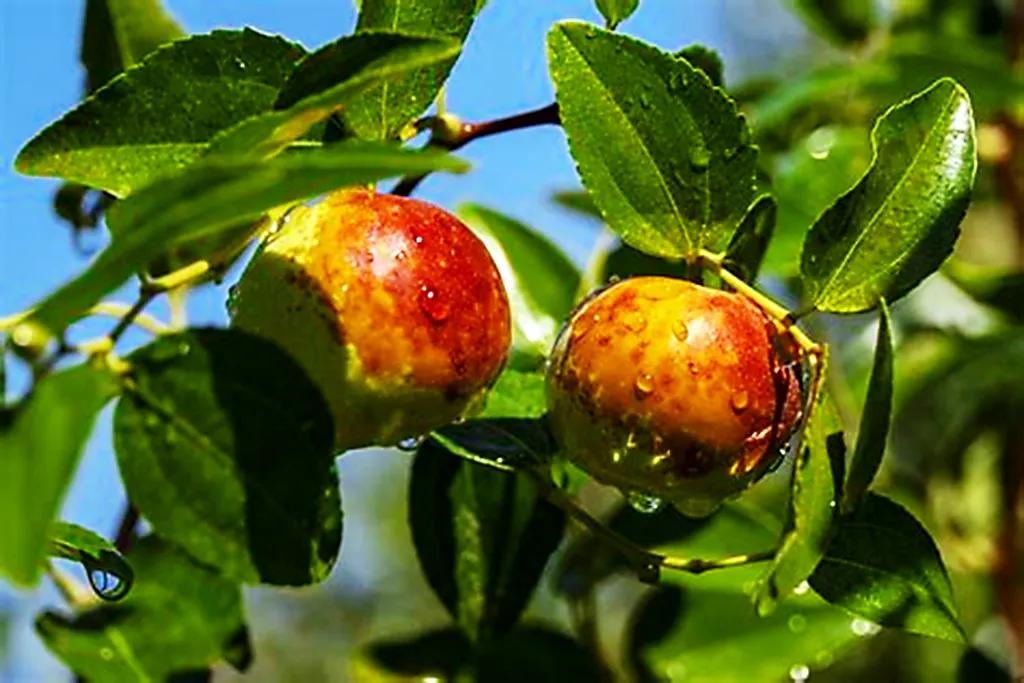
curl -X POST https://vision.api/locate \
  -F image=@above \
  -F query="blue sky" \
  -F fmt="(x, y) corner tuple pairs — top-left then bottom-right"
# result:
(0, 1), (810, 677)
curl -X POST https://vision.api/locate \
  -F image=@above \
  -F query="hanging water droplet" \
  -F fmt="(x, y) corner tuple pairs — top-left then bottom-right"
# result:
(634, 373), (654, 399)
(397, 435), (425, 451)
(419, 284), (449, 323)
(730, 391), (749, 414)
(789, 664), (810, 682)
(625, 490), (664, 514)
(689, 144), (711, 172)
(86, 565), (130, 601)
(672, 319), (689, 342)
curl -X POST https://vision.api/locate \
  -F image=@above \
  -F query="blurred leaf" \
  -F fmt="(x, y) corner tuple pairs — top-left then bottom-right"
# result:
(675, 44), (724, 87)
(548, 21), (757, 259)
(38, 536), (250, 680)
(810, 493), (965, 642)
(113, 329), (341, 585)
(16, 29), (306, 196)
(432, 417), (558, 473)
(765, 126), (871, 277)
(800, 79), (977, 313)
(213, 33), (462, 158)
(409, 441), (565, 641)
(460, 204), (579, 360)
(367, 627), (471, 677)
(0, 363), (118, 587)
(842, 300), (893, 513)
(480, 369), (547, 419)
(792, 0), (876, 44)
(348, 0), (480, 140)
(82, 0), (184, 93)
(754, 398), (842, 615)
(50, 522), (133, 601)
(944, 261), (1024, 322)
(724, 194), (776, 283)
(595, 0), (639, 29)
(24, 143), (467, 337)
(552, 188), (601, 220)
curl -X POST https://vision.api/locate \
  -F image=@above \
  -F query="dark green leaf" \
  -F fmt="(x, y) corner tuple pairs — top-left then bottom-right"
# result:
(675, 44), (724, 87)
(50, 522), (134, 601)
(82, 0), (184, 93)
(113, 328), (341, 585)
(810, 493), (965, 642)
(480, 369), (547, 419)
(459, 204), (580, 359)
(409, 441), (565, 641)
(944, 261), (1024, 322)
(348, 0), (480, 140)
(595, 0), (639, 29)
(842, 300), (893, 513)
(548, 22), (757, 259)
(793, 0), (877, 44)
(432, 417), (557, 472)
(23, 143), (467, 338)
(724, 194), (776, 283)
(754, 398), (842, 615)
(0, 363), (118, 587)
(603, 242), (684, 282)
(16, 29), (306, 196)
(367, 627), (471, 677)
(800, 78), (977, 313)
(38, 536), (250, 680)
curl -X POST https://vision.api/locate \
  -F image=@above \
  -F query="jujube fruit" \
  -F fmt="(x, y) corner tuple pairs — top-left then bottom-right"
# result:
(231, 188), (512, 451)
(545, 276), (803, 517)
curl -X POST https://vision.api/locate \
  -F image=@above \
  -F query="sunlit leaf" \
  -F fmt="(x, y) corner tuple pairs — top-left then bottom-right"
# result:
(594, 0), (639, 29)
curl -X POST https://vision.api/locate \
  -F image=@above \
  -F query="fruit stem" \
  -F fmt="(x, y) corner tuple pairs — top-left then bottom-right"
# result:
(527, 468), (776, 580)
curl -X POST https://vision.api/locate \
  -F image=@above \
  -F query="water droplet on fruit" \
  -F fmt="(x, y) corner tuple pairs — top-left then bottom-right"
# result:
(687, 361), (700, 375)
(789, 664), (810, 682)
(634, 373), (654, 399)
(730, 391), (749, 413)
(394, 250), (407, 261)
(672, 319), (689, 341)
(419, 284), (449, 323)
(622, 312), (646, 332)
(414, 234), (424, 245)
(625, 491), (664, 514)
(397, 435), (425, 451)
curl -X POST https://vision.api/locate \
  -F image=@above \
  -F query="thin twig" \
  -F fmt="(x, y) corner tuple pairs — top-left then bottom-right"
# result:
(113, 504), (140, 554)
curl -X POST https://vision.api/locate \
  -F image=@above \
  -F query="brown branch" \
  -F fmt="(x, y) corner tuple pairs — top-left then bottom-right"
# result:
(113, 504), (139, 554)
(392, 102), (560, 196)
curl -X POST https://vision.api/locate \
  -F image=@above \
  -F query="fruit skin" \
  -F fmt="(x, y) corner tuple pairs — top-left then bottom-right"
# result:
(231, 188), (511, 451)
(545, 276), (803, 517)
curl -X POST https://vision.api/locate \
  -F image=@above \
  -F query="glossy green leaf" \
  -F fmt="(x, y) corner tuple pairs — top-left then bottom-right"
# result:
(23, 143), (467, 338)
(38, 536), (250, 680)
(810, 493), (965, 642)
(459, 204), (579, 360)
(842, 300), (893, 513)
(16, 29), (306, 196)
(548, 22), (757, 259)
(724, 194), (776, 283)
(754, 399), (843, 615)
(0, 363), (118, 587)
(792, 0), (876, 44)
(595, 0), (639, 29)
(800, 78), (977, 313)
(409, 441), (565, 641)
(480, 369), (547, 419)
(212, 32), (462, 158)
(81, 0), (184, 93)
(50, 522), (134, 601)
(675, 44), (724, 87)
(348, 0), (479, 140)
(113, 329), (341, 585)
(432, 417), (557, 472)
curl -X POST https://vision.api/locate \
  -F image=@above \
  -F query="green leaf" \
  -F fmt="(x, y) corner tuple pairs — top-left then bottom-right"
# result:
(348, 0), (480, 140)
(480, 369), (547, 419)
(552, 188), (601, 220)
(113, 328), (341, 585)
(459, 204), (580, 360)
(754, 398), (843, 615)
(792, 0), (877, 44)
(675, 44), (724, 87)
(800, 78), (977, 313)
(432, 417), (557, 472)
(212, 32), (462, 159)
(548, 22), (757, 259)
(595, 0), (639, 29)
(23, 142), (468, 338)
(842, 300), (893, 513)
(50, 522), (134, 601)
(16, 29), (306, 196)
(810, 493), (965, 642)
(81, 0), (184, 93)
(38, 536), (250, 680)
(603, 242), (684, 282)
(0, 363), (118, 587)
(409, 441), (565, 641)
(724, 194), (776, 283)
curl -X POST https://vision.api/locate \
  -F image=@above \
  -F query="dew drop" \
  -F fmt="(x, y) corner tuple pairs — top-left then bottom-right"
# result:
(634, 373), (654, 399)
(689, 144), (711, 172)
(730, 391), (749, 413)
(851, 618), (880, 636)
(234, 58), (247, 70)
(99, 647), (115, 661)
(625, 490), (664, 514)
(687, 361), (700, 375)
(787, 614), (807, 633)
(397, 435), (425, 451)
(793, 580), (811, 595)
(789, 664), (810, 682)
(86, 565), (130, 601)
(414, 234), (424, 245)
(418, 284), (449, 323)
(622, 312), (647, 332)
(672, 319), (689, 342)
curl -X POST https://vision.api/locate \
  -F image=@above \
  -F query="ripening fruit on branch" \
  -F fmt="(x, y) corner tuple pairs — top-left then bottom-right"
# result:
(231, 188), (512, 452)
(546, 276), (804, 517)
